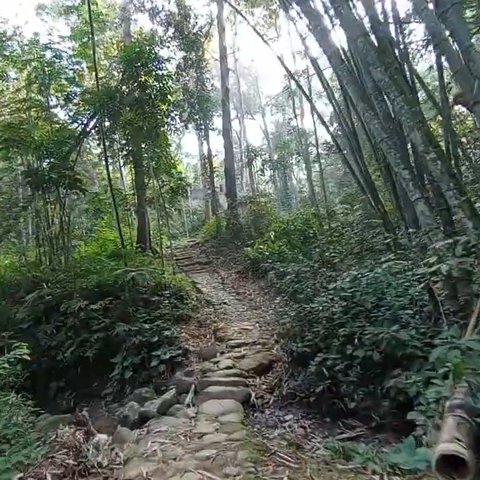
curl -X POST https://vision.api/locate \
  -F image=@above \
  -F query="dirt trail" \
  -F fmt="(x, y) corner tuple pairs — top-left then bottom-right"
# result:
(168, 240), (365, 480)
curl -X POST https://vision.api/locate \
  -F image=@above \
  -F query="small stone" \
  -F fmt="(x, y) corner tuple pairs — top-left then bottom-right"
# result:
(123, 458), (158, 479)
(224, 466), (242, 477)
(167, 404), (189, 418)
(162, 445), (185, 460)
(217, 359), (236, 370)
(156, 389), (177, 414)
(112, 426), (134, 445)
(147, 416), (191, 432)
(219, 423), (243, 434)
(126, 387), (157, 406)
(238, 352), (277, 376)
(198, 399), (243, 417)
(197, 386), (251, 404)
(193, 420), (218, 434)
(200, 432), (229, 445)
(118, 402), (141, 429)
(181, 474), (201, 480)
(229, 430), (248, 441)
(194, 449), (218, 461)
(198, 344), (218, 360)
(197, 377), (248, 391)
(218, 411), (244, 424)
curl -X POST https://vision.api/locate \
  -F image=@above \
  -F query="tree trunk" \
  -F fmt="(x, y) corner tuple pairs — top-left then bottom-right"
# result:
(122, 0), (150, 251)
(197, 131), (211, 221)
(411, 0), (480, 126)
(216, 0), (238, 219)
(132, 136), (150, 252)
(291, 0), (440, 234)
(205, 128), (220, 216)
(307, 68), (330, 224)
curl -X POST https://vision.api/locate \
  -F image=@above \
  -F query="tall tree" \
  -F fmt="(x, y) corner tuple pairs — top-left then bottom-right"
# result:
(216, 0), (238, 218)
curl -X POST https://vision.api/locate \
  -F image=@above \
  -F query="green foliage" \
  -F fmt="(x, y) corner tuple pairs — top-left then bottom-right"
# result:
(200, 215), (228, 242)
(0, 244), (195, 410)
(323, 436), (431, 474)
(243, 208), (456, 421)
(0, 340), (45, 478)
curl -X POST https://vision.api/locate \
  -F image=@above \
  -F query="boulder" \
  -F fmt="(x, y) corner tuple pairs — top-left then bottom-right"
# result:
(197, 376), (248, 392)
(196, 386), (251, 405)
(198, 399), (243, 417)
(238, 352), (277, 376)
(118, 402), (141, 429)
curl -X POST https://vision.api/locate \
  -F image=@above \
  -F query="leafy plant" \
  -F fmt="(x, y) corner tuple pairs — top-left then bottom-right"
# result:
(0, 341), (45, 478)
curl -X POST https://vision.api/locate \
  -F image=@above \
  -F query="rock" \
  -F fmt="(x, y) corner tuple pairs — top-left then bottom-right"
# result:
(167, 404), (189, 418)
(219, 423), (243, 434)
(218, 411), (244, 424)
(156, 389), (177, 414)
(181, 473), (202, 480)
(217, 359), (236, 370)
(147, 416), (191, 432)
(194, 449), (218, 461)
(200, 432), (229, 445)
(198, 344), (218, 361)
(162, 445), (185, 460)
(224, 466), (242, 477)
(139, 399), (160, 422)
(118, 402), (141, 429)
(171, 374), (195, 395)
(112, 426), (134, 445)
(238, 352), (277, 376)
(205, 368), (247, 378)
(197, 386), (251, 405)
(227, 339), (253, 348)
(123, 457), (158, 480)
(36, 414), (73, 434)
(91, 414), (118, 435)
(193, 419), (218, 434)
(198, 399), (243, 417)
(197, 376), (248, 391)
(229, 430), (248, 441)
(126, 387), (157, 406)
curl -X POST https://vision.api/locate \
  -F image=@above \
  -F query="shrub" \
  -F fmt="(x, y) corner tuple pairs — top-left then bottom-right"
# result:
(0, 340), (44, 478)
(0, 246), (195, 410)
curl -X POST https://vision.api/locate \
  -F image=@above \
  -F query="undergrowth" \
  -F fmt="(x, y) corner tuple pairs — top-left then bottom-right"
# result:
(203, 197), (480, 460)
(0, 340), (45, 479)
(0, 236), (195, 413)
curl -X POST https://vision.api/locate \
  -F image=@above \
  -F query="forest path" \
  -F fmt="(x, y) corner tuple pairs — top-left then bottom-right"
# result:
(142, 239), (363, 480)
